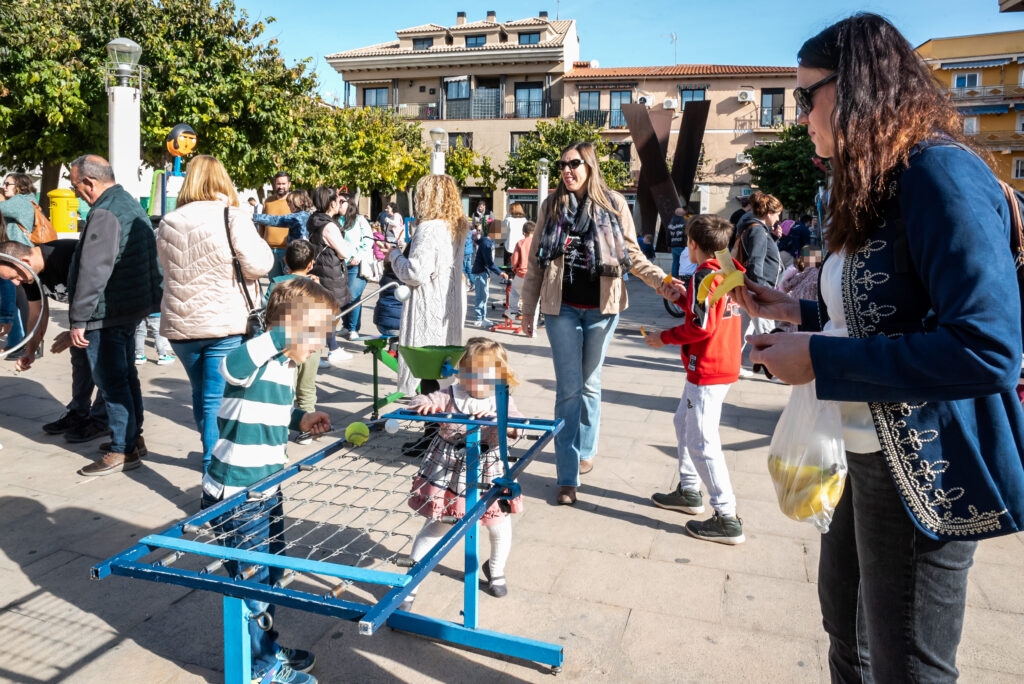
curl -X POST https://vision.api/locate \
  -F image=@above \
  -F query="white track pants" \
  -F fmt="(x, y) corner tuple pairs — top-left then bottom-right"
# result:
(674, 382), (737, 516)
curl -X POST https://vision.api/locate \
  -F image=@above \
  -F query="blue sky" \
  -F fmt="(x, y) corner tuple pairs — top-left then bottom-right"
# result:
(235, 0), (1023, 101)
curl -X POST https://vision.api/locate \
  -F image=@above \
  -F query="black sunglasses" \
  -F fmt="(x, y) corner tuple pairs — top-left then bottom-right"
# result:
(553, 159), (585, 172)
(794, 72), (837, 114)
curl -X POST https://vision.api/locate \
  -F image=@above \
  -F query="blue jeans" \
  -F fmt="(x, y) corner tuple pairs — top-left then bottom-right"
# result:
(671, 246), (685, 278)
(819, 450), (977, 682)
(268, 248), (287, 279)
(544, 303), (619, 487)
(69, 345), (107, 427)
(0, 278), (25, 349)
(201, 491), (284, 679)
(171, 335), (242, 473)
(82, 325), (143, 454)
(342, 269), (368, 333)
(472, 273), (490, 322)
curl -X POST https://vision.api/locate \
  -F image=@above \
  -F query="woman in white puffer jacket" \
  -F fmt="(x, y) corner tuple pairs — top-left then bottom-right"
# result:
(156, 155), (273, 474)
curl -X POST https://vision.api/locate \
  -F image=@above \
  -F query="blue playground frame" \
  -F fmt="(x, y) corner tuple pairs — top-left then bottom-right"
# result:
(92, 386), (565, 681)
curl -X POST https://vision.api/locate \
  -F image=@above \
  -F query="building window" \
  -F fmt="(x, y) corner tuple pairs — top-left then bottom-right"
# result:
(760, 88), (785, 127)
(518, 32), (540, 45)
(1015, 158), (1024, 180)
(610, 90), (631, 128)
(679, 88), (706, 110)
(514, 82), (544, 118)
(413, 37), (434, 51)
(466, 35), (486, 48)
(510, 132), (532, 154)
(579, 91), (600, 110)
(1017, 112), (1024, 133)
(954, 73), (980, 89)
(610, 142), (631, 164)
(446, 80), (469, 100)
(450, 132), (473, 150)
(963, 116), (979, 135)
(364, 87), (388, 108)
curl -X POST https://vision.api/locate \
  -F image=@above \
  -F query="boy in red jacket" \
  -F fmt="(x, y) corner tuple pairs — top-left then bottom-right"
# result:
(645, 215), (745, 545)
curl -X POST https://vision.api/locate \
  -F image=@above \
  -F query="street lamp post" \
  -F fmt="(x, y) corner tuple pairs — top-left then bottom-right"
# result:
(537, 157), (550, 209)
(429, 127), (447, 175)
(105, 38), (143, 199)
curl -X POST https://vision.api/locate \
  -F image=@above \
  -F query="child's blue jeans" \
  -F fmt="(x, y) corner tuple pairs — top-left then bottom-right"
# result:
(473, 273), (491, 322)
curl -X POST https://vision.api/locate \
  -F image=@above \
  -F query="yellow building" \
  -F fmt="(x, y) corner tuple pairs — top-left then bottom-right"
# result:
(917, 30), (1024, 190)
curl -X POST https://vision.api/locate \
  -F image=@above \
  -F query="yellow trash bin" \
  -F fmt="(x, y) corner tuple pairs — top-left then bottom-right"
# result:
(48, 189), (79, 233)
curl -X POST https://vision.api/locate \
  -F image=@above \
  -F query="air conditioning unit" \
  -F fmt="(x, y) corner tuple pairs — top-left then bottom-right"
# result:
(637, 92), (654, 107)
(737, 89), (756, 103)
(736, 152), (752, 164)
(662, 97), (679, 109)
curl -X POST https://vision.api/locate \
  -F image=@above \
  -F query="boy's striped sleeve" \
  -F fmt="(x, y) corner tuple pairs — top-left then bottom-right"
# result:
(222, 329), (288, 387)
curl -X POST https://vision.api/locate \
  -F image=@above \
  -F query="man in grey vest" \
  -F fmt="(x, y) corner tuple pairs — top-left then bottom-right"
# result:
(67, 155), (162, 476)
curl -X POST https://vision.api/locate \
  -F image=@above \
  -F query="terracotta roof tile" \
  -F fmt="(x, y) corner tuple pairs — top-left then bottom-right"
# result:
(395, 23), (448, 35)
(565, 64), (796, 79)
(503, 17), (552, 27)
(449, 20), (500, 31)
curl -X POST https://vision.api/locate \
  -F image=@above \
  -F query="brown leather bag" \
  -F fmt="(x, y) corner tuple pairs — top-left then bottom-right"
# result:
(19, 201), (58, 244)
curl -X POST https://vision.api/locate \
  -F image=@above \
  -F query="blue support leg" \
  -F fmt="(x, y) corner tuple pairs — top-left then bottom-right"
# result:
(464, 426), (481, 630)
(224, 596), (251, 684)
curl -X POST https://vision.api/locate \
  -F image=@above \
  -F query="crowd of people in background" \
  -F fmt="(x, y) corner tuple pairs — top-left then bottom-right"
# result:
(2, 11), (1024, 684)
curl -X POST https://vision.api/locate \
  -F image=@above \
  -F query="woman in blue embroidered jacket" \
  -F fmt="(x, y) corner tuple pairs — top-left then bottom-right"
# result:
(733, 14), (1024, 682)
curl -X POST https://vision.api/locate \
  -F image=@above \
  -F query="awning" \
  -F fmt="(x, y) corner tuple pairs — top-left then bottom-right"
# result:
(958, 104), (1011, 115)
(940, 58), (1012, 70)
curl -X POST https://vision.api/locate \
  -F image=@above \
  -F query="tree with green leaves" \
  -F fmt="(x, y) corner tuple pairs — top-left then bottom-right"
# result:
(444, 140), (498, 193)
(746, 124), (827, 215)
(500, 119), (630, 191)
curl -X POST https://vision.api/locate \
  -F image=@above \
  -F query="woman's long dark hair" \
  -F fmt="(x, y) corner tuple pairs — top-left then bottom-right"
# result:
(311, 186), (335, 214)
(799, 13), (978, 253)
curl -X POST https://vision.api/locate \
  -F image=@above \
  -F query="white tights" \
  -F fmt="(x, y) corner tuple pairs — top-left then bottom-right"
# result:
(407, 516), (512, 597)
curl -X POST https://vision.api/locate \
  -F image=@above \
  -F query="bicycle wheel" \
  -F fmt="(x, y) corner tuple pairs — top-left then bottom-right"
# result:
(663, 297), (685, 318)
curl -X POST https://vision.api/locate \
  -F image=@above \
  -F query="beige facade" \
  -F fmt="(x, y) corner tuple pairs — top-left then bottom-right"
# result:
(326, 12), (796, 220)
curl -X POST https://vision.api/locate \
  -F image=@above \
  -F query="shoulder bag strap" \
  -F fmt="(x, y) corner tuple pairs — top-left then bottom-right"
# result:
(223, 207), (258, 311)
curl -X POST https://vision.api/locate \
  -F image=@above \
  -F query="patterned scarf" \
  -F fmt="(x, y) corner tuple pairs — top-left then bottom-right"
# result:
(537, 193), (632, 277)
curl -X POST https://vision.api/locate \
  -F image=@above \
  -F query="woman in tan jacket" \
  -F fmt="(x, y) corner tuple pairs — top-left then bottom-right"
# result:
(156, 155), (273, 473)
(521, 142), (671, 505)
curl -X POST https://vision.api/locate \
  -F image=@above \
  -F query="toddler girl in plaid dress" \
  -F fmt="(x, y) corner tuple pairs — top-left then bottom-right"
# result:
(403, 338), (523, 608)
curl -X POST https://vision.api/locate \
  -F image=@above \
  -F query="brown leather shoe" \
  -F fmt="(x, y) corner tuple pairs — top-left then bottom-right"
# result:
(556, 486), (577, 505)
(578, 459), (594, 475)
(100, 436), (147, 458)
(78, 450), (141, 477)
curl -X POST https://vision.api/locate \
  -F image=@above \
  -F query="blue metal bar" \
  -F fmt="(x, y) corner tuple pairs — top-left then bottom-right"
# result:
(224, 596), (251, 684)
(387, 611), (564, 668)
(464, 426), (481, 630)
(383, 409), (559, 433)
(496, 383), (510, 476)
(140, 535), (410, 587)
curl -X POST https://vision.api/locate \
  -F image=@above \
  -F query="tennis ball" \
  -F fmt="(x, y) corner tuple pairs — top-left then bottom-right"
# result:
(345, 421), (370, 446)
(384, 418), (400, 435)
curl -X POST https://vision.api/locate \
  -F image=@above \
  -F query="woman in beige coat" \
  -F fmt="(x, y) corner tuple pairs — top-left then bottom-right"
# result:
(520, 142), (671, 505)
(156, 155), (273, 473)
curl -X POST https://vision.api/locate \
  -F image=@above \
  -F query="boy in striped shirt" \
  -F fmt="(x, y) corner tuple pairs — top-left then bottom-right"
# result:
(201, 278), (336, 684)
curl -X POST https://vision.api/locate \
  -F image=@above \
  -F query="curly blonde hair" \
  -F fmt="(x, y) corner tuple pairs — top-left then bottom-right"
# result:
(414, 174), (468, 241)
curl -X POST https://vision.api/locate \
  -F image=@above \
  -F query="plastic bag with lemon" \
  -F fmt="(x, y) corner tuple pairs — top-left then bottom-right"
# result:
(767, 380), (847, 534)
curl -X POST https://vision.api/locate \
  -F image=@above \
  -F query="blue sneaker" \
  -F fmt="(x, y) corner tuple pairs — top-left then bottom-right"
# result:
(276, 647), (315, 674)
(253, 664), (317, 684)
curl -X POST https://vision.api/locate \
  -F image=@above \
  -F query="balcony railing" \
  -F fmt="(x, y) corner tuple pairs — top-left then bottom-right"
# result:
(968, 129), (1024, 149)
(948, 82), (1024, 102)
(395, 102), (440, 120)
(571, 109), (629, 129)
(735, 106), (801, 130)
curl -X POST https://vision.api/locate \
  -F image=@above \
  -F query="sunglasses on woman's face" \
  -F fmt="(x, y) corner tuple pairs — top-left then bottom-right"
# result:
(794, 72), (838, 114)
(553, 159), (585, 172)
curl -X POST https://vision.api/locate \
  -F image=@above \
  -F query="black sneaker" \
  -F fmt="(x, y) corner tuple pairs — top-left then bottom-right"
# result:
(65, 421), (111, 444)
(685, 512), (745, 545)
(651, 486), (705, 514)
(275, 646), (316, 674)
(43, 413), (85, 435)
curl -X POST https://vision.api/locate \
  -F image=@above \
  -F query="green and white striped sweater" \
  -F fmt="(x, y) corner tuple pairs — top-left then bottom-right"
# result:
(202, 329), (305, 499)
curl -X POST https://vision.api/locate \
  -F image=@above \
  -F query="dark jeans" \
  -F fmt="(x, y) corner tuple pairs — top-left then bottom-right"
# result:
(68, 345), (107, 427)
(83, 325), (143, 454)
(819, 450), (977, 683)
(201, 491), (284, 678)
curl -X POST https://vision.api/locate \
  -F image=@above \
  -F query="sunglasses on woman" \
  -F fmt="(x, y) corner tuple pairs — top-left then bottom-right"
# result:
(794, 72), (837, 114)
(553, 159), (585, 172)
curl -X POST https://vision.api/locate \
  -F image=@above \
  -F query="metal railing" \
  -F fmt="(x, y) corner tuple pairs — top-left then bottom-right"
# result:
(967, 129), (1024, 149)
(395, 102), (441, 120)
(355, 93), (557, 121)
(735, 106), (801, 130)
(948, 82), (1024, 101)
(570, 109), (629, 129)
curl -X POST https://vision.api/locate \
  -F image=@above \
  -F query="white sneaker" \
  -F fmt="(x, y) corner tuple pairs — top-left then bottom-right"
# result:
(346, 330), (360, 341)
(738, 367), (757, 379)
(473, 319), (492, 328)
(319, 357), (331, 370)
(134, 355), (147, 365)
(327, 348), (353, 367)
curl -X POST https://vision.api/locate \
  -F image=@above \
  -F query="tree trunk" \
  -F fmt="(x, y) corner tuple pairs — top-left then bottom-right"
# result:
(38, 162), (62, 217)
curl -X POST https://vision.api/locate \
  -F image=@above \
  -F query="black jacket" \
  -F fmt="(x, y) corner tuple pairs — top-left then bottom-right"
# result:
(307, 212), (351, 307)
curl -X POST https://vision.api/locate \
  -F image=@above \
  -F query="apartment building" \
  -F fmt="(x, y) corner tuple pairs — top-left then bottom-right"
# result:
(917, 30), (1024, 190)
(562, 62), (797, 216)
(326, 10), (578, 216)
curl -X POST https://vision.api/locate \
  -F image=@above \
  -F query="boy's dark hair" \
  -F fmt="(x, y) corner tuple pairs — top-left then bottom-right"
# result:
(686, 214), (733, 255)
(0, 240), (32, 259)
(265, 277), (339, 328)
(387, 202), (399, 212)
(800, 214), (813, 224)
(522, 221), (536, 236)
(285, 240), (315, 272)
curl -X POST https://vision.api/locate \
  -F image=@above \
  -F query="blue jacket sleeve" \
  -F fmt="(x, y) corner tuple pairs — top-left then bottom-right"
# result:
(811, 148), (1021, 402)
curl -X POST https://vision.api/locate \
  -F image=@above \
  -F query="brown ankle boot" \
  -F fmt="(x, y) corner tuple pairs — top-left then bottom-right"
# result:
(556, 486), (577, 505)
